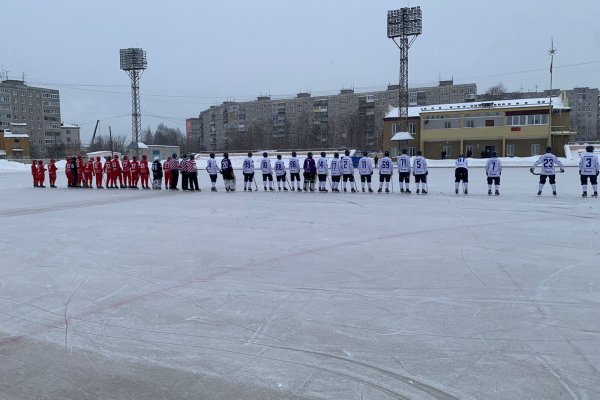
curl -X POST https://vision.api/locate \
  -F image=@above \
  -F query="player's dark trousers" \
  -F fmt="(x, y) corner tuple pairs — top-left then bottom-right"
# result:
(189, 172), (199, 190)
(171, 170), (179, 189)
(181, 171), (189, 190)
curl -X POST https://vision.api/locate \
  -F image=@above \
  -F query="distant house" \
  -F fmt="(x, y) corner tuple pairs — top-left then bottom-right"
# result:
(384, 97), (576, 158)
(0, 124), (31, 159)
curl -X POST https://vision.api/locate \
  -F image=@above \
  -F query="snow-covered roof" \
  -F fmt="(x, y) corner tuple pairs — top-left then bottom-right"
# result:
(2, 132), (29, 138)
(384, 106), (422, 119)
(127, 142), (149, 149)
(61, 124), (80, 129)
(391, 132), (414, 141)
(385, 96), (569, 119)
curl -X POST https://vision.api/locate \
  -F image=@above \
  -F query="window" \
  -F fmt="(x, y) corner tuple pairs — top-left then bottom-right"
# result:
(443, 145), (451, 157)
(531, 144), (540, 156)
(408, 122), (416, 133)
(465, 145), (473, 155)
(506, 144), (515, 157)
(485, 120), (495, 127)
(465, 119), (475, 128)
(444, 121), (452, 129)
(408, 147), (416, 156)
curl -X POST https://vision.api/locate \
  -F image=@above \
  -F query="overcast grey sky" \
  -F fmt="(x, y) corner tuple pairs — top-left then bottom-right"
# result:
(2, 0), (599, 142)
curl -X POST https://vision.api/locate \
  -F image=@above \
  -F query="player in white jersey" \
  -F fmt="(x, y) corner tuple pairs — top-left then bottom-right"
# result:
(357, 152), (373, 192)
(329, 152), (342, 192)
(531, 146), (564, 196)
(454, 154), (469, 195)
(378, 151), (393, 193)
(242, 152), (255, 192)
(341, 149), (356, 192)
(260, 152), (274, 191)
(579, 145), (599, 197)
(397, 148), (411, 194)
(205, 152), (220, 192)
(274, 154), (288, 191)
(412, 151), (428, 194)
(316, 152), (329, 192)
(288, 151), (302, 191)
(485, 151), (502, 196)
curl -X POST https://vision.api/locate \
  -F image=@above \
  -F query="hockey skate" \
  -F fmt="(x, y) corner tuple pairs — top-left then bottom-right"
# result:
(416, 189), (420, 194)
(464, 189), (468, 195)
(362, 188), (365, 192)
(283, 187), (288, 191)
(455, 188), (459, 194)
(377, 188), (382, 193)
(488, 190), (492, 196)
(400, 188), (404, 193)
(368, 188), (373, 193)
(495, 190), (500, 196)
(537, 191), (542, 196)
(582, 191), (588, 197)
(593, 192), (599, 197)
(405, 189), (411, 194)
(553, 191), (557, 196)
(385, 188), (390, 193)
(422, 190), (427, 194)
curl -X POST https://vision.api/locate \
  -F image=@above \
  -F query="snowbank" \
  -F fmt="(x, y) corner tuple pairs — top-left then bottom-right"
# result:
(0, 159), (30, 172)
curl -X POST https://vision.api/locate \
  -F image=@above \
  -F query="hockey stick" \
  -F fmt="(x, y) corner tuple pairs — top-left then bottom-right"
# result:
(529, 168), (565, 176)
(286, 176), (292, 190)
(391, 176), (394, 193)
(253, 177), (258, 191)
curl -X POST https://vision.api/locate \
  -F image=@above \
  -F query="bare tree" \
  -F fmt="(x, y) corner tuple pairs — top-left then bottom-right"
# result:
(484, 83), (507, 100)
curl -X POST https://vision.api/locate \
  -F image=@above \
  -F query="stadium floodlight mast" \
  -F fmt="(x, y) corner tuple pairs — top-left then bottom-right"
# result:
(387, 6), (422, 133)
(120, 48), (147, 155)
(547, 38), (556, 147)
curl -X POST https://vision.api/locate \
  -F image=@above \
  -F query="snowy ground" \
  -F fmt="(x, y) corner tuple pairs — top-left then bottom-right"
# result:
(0, 166), (599, 400)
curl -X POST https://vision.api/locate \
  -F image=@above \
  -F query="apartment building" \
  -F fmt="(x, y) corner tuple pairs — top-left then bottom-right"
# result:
(193, 81), (478, 151)
(0, 79), (61, 158)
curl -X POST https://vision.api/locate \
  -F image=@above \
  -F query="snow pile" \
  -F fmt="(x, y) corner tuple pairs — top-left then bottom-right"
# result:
(0, 159), (29, 172)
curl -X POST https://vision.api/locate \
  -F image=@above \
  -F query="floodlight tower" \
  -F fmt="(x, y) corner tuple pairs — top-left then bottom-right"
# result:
(119, 48), (147, 154)
(387, 7), (422, 133)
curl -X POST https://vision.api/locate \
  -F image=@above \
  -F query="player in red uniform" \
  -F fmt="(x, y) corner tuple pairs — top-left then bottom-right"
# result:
(48, 159), (58, 188)
(163, 156), (172, 190)
(37, 160), (46, 188)
(110, 154), (123, 188)
(65, 157), (73, 187)
(93, 156), (103, 188)
(139, 154), (150, 189)
(76, 155), (85, 187)
(103, 156), (113, 188)
(84, 157), (94, 188)
(130, 155), (140, 189)
(31, 160), (39, 187)
(121, 155), (131, 188)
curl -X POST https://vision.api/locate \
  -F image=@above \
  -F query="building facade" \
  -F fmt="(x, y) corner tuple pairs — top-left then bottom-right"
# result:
(383, 97), (575, 159)
(0, 79), (61, 158)
(0, 124), (31, 159)
(193, 81), (477, 152)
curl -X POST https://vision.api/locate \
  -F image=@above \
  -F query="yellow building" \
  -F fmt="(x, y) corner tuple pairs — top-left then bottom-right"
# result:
(0, 128), (31, 159)
(384, 97), (575, 159)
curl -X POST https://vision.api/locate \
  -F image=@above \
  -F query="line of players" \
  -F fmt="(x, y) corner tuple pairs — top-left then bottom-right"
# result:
(29, 145), (599, 197)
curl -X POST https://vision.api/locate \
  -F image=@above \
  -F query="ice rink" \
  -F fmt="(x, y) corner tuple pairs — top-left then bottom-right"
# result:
(0, 166), (599, 399)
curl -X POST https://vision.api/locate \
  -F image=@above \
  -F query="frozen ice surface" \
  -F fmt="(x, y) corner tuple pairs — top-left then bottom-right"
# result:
(0, 166), (599, 400)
